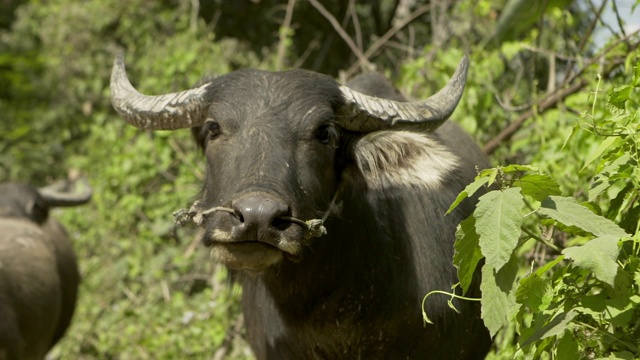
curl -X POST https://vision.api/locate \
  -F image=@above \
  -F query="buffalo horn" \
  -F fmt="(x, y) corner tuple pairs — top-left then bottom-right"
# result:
(110, 51), (211, 130)
(38, 178), (93, 207)
(339, 55), (469, 132)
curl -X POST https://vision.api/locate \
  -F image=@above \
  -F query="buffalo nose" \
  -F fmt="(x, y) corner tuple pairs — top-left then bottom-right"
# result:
(231, 195), (291, 238)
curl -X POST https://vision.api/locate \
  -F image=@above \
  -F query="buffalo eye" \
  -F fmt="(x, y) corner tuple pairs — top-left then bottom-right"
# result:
(205, 121), (222, 141)
(315, 124), (337, 145)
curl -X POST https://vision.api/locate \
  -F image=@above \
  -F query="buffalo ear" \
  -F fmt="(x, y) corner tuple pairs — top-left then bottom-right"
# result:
(348, 130), (459, 191)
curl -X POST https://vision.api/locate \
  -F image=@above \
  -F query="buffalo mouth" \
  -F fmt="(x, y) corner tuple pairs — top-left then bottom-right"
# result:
(202, 228), (303, 272)
(209, 241), (286, 271)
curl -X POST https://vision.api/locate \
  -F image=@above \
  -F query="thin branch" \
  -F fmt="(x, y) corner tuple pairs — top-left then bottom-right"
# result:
(292, 37), (321, 69)
(308, 0), (373, 71)
(611, 0), (627, 38)
(521, 45), (579, 62)
(485, 29), (640, 155)
(344, 3), (433, 77)
(522, 227), (562, 253)
(563, 0), (608, 86)
(348, 0), (363, 53)
(276, 0), (297, 71)
(483, 78), (588, 155)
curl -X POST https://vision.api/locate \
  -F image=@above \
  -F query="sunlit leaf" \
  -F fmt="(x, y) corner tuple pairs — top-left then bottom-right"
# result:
(539, 196), (629, 238)
(514, 174), (562, 201)
(475, 188), (525, 270)
(562, 235), (620, 286)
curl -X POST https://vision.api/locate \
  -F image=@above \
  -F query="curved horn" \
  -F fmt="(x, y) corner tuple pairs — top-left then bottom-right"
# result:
(339, 55), (469, 132)
(38, 178), (93, 208)
(110, 51), (211, 130)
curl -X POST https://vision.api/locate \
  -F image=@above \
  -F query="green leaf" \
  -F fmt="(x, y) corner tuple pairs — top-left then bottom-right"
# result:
(475, 188), (525, 270)
(480, 258), (520, 338)
(486, 168), (499, 187)
(562, 235), (620, 286)
(453, 216), (483, 295)
(581, 136), (619, 172)
(577, 292), (606, 318)
(605, 297), (635, 327)
(589, 176), (611, 201)
(535, 255), (565, 276)
(562, 124), (580, 150)
(556, 332), (579, 360)
(516, 273), (553, 311)
(608, 351), (636, 360)
(501, 164), (539, 173)
(604, 182), (634, 219)
(514, 174), (562, 201)
(539, 196), (629, 238)
(608, 85), (632, 109)
(447, 176), (490, 214)
(520, 310), (577, 348)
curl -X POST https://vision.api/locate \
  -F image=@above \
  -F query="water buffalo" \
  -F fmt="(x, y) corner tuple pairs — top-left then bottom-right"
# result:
(110, 52), (492, 359)
(0, 178), (91, 360)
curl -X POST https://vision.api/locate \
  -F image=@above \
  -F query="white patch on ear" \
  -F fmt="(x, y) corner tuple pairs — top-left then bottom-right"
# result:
(353, 131), (459, 190)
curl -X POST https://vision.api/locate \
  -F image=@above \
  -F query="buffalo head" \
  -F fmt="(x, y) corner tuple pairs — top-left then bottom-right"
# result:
(110, 53), (468, 273)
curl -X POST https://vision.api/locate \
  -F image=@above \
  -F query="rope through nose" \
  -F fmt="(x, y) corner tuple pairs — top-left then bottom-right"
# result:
(172, 191), (340, 240)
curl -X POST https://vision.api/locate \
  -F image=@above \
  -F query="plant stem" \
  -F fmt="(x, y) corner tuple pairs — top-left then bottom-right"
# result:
(522, 227), (562, 252)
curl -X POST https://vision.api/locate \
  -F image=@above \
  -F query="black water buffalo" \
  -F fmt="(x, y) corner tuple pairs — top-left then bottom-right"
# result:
(110, 52), (492, 359)
(0, 179), (91, 360)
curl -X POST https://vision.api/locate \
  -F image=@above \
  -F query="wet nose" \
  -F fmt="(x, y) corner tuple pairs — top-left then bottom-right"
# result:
(231, 195), (291, 239)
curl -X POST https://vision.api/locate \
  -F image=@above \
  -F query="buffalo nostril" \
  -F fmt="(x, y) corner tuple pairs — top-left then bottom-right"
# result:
(271, 217), (293, 231)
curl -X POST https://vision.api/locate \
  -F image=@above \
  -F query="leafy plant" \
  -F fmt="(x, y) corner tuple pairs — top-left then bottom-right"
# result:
(439, 59), (640, 358)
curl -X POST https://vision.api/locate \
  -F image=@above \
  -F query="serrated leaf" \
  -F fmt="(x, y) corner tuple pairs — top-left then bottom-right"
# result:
(480, 258), (520, 338)
(581, 136), (619, 171)
(520, 310), (577, 348)
(562, 235), (620, 286)
(539, 196), (629, 238)
(514, 174), (562, 201)
(453, 216), (483, 295)
(475, 188), (525, 270)
(447, 176), (490, 214)
(516, 273), (553, 311)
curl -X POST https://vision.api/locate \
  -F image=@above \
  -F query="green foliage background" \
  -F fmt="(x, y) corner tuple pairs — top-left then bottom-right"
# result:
(1, 0), (639, 358)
